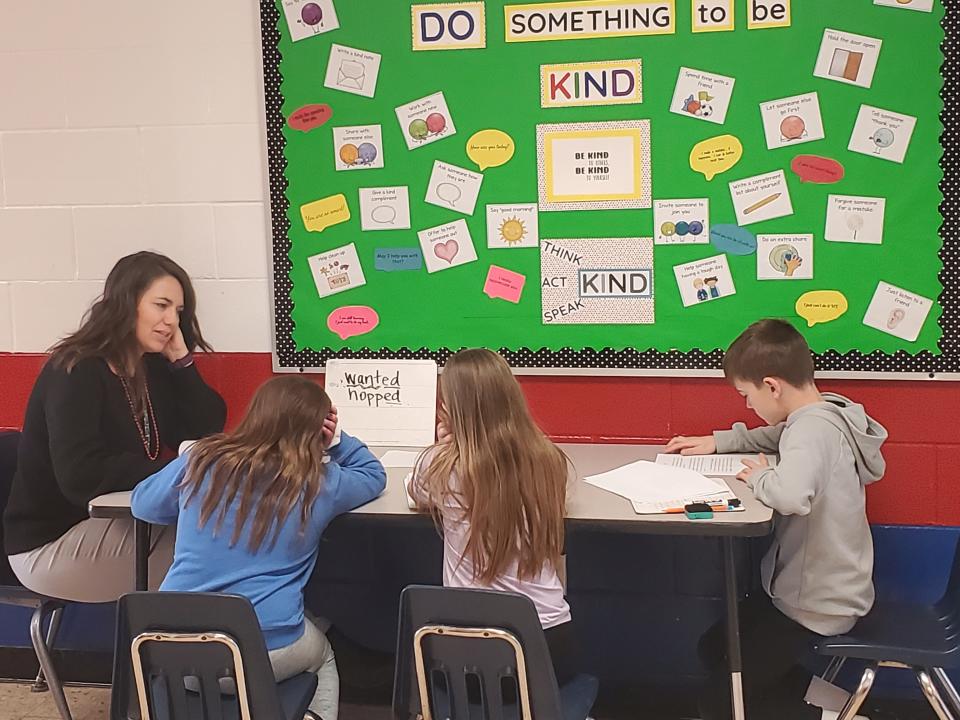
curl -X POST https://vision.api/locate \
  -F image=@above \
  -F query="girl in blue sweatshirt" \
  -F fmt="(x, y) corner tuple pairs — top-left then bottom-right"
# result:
(131, 376), (386, 720)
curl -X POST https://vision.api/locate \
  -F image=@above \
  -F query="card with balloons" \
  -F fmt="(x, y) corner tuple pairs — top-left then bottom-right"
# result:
(282, 0), (339, 42)
(323, 44), (381, 99)
(418, 220), (478, 273)
(847, 105), (917, 164)
(825, 195), (885, 244)
(760, 92), (825, 150)
(395, 92), (457, 150)
(653, 199), (710, 245)
(332, 125), (384, 171)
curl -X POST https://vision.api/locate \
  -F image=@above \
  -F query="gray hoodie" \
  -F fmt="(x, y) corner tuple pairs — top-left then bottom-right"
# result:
(714, 392), (887, 635)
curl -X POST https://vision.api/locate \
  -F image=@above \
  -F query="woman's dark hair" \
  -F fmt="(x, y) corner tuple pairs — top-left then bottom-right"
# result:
(49, 251), (211, 375)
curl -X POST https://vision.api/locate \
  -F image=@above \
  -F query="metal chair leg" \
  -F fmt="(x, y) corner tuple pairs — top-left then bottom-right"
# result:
(822, 656), (847, 684)
(30, 603), (73, 720)
(837, 664), (877, 720)
(933, 667), (960, 716)
(31, 604), (64, 692)
(918, 669), (956, 720)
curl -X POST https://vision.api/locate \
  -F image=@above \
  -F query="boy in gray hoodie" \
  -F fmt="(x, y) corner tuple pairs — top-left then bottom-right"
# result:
(667, 319), (887, 720)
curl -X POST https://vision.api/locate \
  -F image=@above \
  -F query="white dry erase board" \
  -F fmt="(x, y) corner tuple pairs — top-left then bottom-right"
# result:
(323, 359), (437, 446)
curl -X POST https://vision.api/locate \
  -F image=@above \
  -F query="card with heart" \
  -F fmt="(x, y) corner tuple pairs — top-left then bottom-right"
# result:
(417, 219), (478, 273)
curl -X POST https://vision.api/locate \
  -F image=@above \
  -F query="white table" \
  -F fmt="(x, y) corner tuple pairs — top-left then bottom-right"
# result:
(90, 444), (772, 720)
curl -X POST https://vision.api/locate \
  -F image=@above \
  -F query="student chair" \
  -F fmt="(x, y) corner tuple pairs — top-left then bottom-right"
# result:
(0, 429), (74, 720)
(392, 584), (599, 720)
(110, 592), (318, 720)
(813, 534), (960, 720)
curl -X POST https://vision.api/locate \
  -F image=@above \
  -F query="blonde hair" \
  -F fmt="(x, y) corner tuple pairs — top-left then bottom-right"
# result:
(416, 349), (567, 584)
(182, 376), (331, 553)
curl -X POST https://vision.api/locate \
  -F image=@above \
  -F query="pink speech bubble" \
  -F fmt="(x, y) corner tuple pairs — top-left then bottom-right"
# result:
(790, 155), (845, 184)
(288, 104), (333, 132)
(483, 265), (525, 304)
(327, 306), (379, 340)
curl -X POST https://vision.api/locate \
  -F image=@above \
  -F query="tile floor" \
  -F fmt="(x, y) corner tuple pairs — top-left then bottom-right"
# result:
(0, 681), (393, 720)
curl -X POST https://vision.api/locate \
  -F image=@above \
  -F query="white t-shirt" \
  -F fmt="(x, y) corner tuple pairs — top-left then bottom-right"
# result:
(410, 454), (571, 629)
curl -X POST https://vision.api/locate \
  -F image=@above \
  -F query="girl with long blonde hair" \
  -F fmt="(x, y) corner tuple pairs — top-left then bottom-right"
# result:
(409, 348), (576, 682)
(132, 376), (386, 720)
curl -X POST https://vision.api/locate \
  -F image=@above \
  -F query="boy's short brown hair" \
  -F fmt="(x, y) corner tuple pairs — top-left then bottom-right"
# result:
(722, 319), (815, 388)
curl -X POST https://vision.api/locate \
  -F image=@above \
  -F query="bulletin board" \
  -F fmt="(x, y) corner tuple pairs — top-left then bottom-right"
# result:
(260, 0), (959, 377)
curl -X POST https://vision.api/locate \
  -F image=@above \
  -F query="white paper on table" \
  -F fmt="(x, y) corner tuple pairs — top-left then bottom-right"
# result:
(583, 460), (721, 504)
(379, 450), (424, 468)
(655, 453), (776, 476)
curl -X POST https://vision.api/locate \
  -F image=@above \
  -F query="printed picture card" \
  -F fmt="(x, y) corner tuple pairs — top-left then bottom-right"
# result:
(487, 204), (539, 248)
(848, 105), (917, 164)
(654, 199), (710, 245)
(825, 195), (885, 244)
(540, 238), (654, 324)
(359, 186), (411, 230)
(874, 0), (933, 11)
(670, 67), (736, 125)
(282, 0), (339, 42)
(418, 219), (478, 273)
(813, 29), (882, 89)
(395, 92), (456, 150)
(307, 243), (366, 298)
(425, 161), (483, 215)
(332, 125), (383, 171)
(757, 234), (814, 280)
(729, 170), (793, 226)
(760, 92), (825, 149)
(863, 281), (934, 342)
(323, 44), (382, 98)
(673, 254), (736, 307)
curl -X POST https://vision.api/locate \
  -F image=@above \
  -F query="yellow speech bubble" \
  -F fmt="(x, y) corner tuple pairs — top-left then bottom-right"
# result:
(466, 129), (515, 171)
(796, 290), (849, 327)
(690, 135), (743, 182)
(301, 194), (350, 233)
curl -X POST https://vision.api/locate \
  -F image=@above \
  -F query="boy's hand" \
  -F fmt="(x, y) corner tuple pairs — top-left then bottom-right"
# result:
(665, 435), (716, 455)
(321, 406), (339, 448)
(736, 455), (769, 483)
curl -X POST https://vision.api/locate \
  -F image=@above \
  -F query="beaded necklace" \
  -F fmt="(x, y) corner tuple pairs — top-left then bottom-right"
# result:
(118, 375), (159, 461)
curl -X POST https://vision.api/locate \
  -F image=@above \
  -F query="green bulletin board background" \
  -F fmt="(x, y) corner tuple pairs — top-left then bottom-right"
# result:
(264, 0), (955, 373)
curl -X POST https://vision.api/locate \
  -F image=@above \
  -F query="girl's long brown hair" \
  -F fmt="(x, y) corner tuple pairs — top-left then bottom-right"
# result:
(48, 251), (211, 410)
(182, 376), (332, 553)
(416, 349), (567, 584)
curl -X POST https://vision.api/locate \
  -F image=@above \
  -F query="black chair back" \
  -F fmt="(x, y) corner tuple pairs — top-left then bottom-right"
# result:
(393, 585), (567, 720)
(0, 430), (22, 585)
(111, 592), (295, 720)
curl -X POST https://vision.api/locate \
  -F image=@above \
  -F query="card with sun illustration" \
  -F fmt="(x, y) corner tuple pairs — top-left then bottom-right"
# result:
(486, 203), (539, 249)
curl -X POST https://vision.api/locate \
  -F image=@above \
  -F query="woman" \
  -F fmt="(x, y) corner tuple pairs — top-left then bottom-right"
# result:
(3, 252), (227, 602)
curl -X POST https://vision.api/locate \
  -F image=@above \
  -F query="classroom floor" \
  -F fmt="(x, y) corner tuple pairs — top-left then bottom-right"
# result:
(0, 681), (395, 720)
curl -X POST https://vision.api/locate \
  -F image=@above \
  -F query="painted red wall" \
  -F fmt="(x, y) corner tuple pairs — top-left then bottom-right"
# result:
(2, 352), (958, 526)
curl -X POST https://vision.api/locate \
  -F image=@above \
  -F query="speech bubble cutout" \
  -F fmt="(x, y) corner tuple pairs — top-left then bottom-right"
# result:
(710, 224), (757, 256)
(466, 129), (516, 171)
(796, 291), (849, 327)
(483, 265), (526, 303)
(287, 104), (333, 132)
(436, 183), (462, 206)
(327, 306), (379, 340)
(790, 155), (845, 184)
(374, 248), (422, 272)
(690, 135), (743, 181)
(371, 205), (397, 225)
(301, 194), (350, 233)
